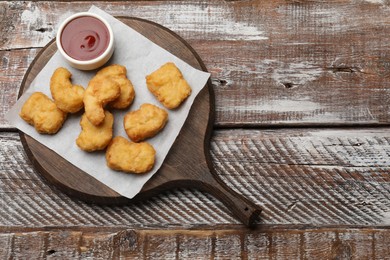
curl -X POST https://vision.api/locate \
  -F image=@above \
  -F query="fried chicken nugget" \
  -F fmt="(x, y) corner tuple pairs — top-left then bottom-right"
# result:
(96, 64), (135, 109)
(84, 75), (120, 126)
(19, 92), (67, 134)
(50, 67), (85, 113)
(123, 103), (168, 142)
(146, 62), (192, 109)
(106, 136), (156, 174)
(76, 111), (114, 152)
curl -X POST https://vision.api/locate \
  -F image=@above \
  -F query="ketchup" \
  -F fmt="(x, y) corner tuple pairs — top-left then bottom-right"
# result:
(60, 16), (109, 61)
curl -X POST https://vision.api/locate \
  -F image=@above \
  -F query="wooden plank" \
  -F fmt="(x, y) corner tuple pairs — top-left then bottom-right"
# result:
(1, 228), (389, 259)
(2, 1), (390, 127)
(1, 128), (389, 227)
(211, 128), (390, 225)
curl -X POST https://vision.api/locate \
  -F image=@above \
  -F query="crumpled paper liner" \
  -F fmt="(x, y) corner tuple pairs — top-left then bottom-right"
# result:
(6, 6), (210, 199)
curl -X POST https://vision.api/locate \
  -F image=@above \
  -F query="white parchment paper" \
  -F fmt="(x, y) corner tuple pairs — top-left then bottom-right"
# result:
(5, 6), (210, 199)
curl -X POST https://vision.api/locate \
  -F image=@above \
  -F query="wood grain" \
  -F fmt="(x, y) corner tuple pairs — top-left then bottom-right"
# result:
(1, 128), (389, 227)
(2, 0), (390, 257)
(1, 227), (389, 259)
(2, 1), (390, 127)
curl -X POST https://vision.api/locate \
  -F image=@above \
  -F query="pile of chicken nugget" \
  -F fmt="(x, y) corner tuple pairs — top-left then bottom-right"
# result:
(19, 62), (192, 174)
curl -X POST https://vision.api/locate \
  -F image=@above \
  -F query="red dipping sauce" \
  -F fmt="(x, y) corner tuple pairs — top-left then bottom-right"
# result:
(60, 16), (110, 61)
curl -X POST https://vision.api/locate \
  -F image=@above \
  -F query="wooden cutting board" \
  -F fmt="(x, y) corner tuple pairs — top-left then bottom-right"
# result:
(19, 17), (261, 227)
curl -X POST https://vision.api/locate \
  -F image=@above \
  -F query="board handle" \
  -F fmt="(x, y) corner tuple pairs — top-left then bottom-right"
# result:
(201, 177), (261, 227)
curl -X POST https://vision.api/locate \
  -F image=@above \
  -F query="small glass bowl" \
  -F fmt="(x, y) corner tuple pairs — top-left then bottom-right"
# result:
(56, 12), (114, 70)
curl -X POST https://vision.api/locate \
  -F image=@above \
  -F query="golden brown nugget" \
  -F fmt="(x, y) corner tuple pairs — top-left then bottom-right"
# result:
(19, 92), (67, 134)
(84, 75), (120, 125)
(96, 64), (135, 109)
(123, 103), (168, 142)
(106, 136), (156, 174)
(146, 62), (192, 109)
(50, 67), (85, 113)
(76, 111), (114, 152)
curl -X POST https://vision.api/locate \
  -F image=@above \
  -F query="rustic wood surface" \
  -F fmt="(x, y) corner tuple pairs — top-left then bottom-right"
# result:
(1, 0), (390, 258)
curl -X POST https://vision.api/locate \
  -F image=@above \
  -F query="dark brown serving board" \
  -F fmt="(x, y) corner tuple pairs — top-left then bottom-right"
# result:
(19, 17), (261, 227)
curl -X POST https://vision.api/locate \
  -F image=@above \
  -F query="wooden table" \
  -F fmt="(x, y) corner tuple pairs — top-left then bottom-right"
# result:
(1, 1), (390, 258)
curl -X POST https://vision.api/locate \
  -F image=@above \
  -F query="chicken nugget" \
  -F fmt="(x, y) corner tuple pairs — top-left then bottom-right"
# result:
(96, 64), (135, 109)
(106, 136), (155, 174)
(123, 103), (168, 142)
(76, 111), (114, 152)
(146, 62), (192, 109)
(50, 67), (85, 113)
(19, 92), (67, 134)
(84, 75), (120, 125)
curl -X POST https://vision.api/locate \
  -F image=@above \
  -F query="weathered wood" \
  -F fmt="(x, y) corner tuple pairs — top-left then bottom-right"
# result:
(1, 128), (389, 227)
(1, 228), (389, 259)
(2, 1), (390, 127)
(212, 128), (390, 226)
(2, 0), (390, 257)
